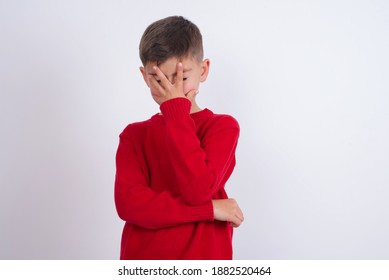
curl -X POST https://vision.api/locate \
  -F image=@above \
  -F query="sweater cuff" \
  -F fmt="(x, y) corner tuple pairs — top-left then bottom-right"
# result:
(160, 98), (191, 121)
(189, 201), (214, 222)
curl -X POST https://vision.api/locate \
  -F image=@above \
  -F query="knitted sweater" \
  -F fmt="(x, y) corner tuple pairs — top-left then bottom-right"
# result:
(114, 97), (239, 259)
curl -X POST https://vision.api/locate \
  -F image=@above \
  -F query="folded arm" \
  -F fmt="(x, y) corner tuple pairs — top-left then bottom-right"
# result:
(114, 128), (214, 229)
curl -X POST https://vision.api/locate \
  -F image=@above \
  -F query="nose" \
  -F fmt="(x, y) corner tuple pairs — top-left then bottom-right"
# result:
(167, 75), (176, 84)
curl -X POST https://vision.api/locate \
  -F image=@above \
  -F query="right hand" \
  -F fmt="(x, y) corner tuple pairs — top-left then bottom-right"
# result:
(150, 62), (196, 104)
(212, 198), (244, 228)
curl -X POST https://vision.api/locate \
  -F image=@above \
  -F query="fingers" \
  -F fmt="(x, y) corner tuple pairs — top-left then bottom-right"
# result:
(185, 89), (199, 103)
(236, 206), (244, 222)
(151, 63), (185, 102)
(152, 65), (169, 88)
(212, 198), (244, 228)
(230, 209), (244, 228)
(149, 71), (164, 94)
(152, 63), (183, 89)
(176, 62), (183, 88)
(228, 199), (244, 227)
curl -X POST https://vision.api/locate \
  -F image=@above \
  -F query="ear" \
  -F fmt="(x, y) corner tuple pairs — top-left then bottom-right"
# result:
(199, 59), (210, 83)
(140, 66), (150, 88)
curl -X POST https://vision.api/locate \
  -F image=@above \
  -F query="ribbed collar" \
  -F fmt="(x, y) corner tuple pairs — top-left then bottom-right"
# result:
(190, 108), (213, 122)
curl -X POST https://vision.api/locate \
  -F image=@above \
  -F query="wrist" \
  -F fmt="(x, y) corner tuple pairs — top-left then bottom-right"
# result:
(160, 98), (191, 120)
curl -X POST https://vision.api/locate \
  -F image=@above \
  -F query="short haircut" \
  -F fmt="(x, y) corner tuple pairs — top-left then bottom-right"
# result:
(139, 16), (203, 66)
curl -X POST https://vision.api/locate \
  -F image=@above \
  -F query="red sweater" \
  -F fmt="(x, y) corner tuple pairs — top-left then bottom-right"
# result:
(114, 97), (240, 259)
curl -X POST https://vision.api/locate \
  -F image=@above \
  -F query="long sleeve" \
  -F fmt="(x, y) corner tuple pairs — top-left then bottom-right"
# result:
(114, 124), (214, 230)
(160, 98), (240, 205)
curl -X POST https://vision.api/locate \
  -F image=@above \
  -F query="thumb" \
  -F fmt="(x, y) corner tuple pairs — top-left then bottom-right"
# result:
(186, 89), (199, 102)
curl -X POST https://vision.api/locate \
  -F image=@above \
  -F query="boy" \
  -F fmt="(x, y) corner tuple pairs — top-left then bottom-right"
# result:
(114, 16), (244, 260)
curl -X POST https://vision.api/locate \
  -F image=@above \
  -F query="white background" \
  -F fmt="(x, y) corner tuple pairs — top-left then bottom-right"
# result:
(1, 0), (388, 259)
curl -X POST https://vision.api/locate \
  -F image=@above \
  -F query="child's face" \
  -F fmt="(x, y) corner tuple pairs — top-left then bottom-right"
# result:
(140, 56), (210, 105)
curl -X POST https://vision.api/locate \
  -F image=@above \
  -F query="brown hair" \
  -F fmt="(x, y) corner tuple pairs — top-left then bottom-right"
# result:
(139, 16), (203, 65)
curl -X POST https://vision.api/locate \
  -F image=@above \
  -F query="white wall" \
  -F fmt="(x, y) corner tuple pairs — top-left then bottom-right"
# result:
(1, 0), (388, 259)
